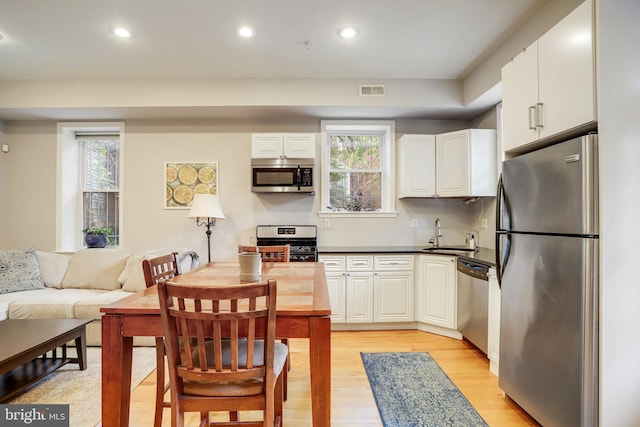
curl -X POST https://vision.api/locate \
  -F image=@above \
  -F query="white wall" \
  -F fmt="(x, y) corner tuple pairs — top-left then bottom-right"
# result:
(463, 0), (584, 106)
(0, 121), (6, 247)
(597, 0), (640, 425)
(1, 118), (496, 261)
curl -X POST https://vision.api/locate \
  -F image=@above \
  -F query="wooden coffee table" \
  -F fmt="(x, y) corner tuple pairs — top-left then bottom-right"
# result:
(0, 318), (91, 402)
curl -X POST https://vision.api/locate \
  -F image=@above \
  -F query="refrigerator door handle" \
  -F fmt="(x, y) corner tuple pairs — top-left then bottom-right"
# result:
(496, 174), (505, 231)
(495, 233), (511, 288)
(496, 174), (509, 287)
(495, 232), (502, 286)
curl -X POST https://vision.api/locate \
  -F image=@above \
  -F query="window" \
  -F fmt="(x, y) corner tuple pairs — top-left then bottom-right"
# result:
(56, 122), (124, 251)
(78, 135), (120, 246)
(320, 121), (396, 217)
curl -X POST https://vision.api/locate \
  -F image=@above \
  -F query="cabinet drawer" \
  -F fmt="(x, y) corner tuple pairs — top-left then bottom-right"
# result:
(347, 256), (374, 271)
(319, 255), (345, 271)
(374, 255), (414, 270)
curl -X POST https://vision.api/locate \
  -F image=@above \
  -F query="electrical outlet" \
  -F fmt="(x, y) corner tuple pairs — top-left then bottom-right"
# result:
(411, 218), (418, 229)
(481, 218), (488, 229)
(323, 218), (332, 229)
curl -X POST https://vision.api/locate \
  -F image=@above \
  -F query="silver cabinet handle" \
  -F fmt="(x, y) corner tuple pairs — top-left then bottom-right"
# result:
(536, 102), (544, 129)
(528, 105), (537, 130)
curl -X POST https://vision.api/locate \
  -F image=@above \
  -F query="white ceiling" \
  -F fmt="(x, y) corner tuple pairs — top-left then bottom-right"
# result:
(0, 0), (547, 120)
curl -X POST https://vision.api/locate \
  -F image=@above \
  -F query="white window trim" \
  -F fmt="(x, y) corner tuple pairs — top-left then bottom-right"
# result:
(56, 122), (125, 251)
(318, 120), (397, 218)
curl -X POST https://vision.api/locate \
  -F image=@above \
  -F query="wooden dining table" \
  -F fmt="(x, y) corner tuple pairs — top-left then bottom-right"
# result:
(100, 261), (332, 427)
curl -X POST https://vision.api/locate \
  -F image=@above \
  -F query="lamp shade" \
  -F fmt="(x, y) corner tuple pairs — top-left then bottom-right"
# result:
(187, 194), (225, 219)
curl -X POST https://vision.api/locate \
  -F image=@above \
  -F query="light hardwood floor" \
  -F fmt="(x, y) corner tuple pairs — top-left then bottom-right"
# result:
(125, 330), (539, 426)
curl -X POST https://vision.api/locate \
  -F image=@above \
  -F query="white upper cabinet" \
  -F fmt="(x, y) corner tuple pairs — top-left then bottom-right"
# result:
(397, 134), (436, 198)
(502, 1), (596, 153)
(251, 133), (316, 158)
(436, 129), (497, 197)
(398, 130), (496, 198)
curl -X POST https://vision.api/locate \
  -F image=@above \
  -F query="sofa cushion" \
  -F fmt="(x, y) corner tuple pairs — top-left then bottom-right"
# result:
(73, 289), (135, 320)
(36, 251), (72, 289)
(0, 248), (45, 294)
(62, 249), (130, 290)
(8, 288), (107, 319)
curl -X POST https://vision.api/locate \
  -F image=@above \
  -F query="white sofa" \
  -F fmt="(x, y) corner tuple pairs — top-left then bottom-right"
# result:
(0, 247), (199, 346)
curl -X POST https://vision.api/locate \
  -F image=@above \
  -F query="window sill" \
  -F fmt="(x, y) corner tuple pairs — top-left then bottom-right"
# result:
(317, 211), (398, 218)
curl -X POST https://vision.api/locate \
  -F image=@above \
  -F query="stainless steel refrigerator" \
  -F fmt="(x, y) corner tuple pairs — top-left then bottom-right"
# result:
(496, 133), (599, 427)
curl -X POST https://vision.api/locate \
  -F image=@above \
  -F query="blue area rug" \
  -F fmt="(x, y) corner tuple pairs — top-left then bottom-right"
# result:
(361, 352), (488, 427)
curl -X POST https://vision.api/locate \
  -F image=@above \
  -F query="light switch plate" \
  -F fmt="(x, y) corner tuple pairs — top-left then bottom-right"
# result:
(323, 219), (332, 229)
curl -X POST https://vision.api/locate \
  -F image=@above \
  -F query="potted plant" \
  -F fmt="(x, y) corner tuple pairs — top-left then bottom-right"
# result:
(82, 227), (114, 248)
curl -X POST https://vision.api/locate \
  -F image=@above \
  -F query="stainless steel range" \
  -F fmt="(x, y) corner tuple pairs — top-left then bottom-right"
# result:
(256, 225), (318, 262)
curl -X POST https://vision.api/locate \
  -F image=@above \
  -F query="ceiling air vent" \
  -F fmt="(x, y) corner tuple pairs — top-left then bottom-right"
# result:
(359, 84), (385, 97)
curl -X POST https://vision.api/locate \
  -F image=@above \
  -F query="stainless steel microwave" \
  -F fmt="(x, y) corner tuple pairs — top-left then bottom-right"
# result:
(251, 158), (315, 194)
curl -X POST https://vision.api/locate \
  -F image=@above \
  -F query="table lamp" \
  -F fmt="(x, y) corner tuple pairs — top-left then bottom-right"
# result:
(187, 194), (225, 263)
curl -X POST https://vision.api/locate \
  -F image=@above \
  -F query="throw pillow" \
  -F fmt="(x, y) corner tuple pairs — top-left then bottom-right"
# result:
(61, 249), (130, 290)
(119, 254), (149, 292)
(0, 248), (46, 294)
(122, 261), (148, 292)
(36, 251), (72, 288)
(117, 253), (145, 285)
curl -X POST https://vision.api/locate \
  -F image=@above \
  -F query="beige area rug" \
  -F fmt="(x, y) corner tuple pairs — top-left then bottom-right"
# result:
(8, 346), (157, 427)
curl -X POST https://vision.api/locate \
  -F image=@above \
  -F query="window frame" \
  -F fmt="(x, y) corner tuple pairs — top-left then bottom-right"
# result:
(79, 134), (121, 246)
(319, 120), (397, 218)
(56, 122), (125, 251)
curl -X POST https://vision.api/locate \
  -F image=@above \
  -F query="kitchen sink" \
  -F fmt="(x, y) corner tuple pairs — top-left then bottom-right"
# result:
(421, 246), (476, 256)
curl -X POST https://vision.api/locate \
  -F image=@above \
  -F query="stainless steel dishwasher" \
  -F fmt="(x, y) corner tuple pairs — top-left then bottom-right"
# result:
(456, 258), (490, 354)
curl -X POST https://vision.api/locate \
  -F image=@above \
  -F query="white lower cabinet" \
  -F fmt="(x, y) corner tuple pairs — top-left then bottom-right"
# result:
(319, 255), (347, 323)
(416, 255), (459, 337)
(487, 268), (501, 376)
(347, 271), (374, 323)
(319, 254), (414, 326)
(374, 256), (414, 322)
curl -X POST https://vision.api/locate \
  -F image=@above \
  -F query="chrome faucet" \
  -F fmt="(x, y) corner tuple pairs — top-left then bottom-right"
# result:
(433, 218), (442, 247)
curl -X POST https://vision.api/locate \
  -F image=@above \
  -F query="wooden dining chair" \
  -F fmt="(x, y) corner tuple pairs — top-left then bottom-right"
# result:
(142, 252), (182, 427)
(239, 245), (290, 263)
(238, 244), (292, 399)
(157, 278), (288, 427)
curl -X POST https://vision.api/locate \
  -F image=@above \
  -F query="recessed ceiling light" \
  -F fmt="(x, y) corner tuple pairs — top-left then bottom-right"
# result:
(111, 27), (131, 38)
(238, 26), (255, 38)
(337, 26), (359, 39)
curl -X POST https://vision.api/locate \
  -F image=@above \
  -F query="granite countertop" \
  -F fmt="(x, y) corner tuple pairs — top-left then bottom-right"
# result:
(318, 245), (496, 267)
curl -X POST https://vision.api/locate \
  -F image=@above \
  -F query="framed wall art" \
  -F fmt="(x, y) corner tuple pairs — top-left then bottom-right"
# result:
(164, 161), (218, 209)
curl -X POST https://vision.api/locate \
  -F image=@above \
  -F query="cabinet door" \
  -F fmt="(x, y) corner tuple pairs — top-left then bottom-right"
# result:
(501, 41), (540, 152)
(374, 271), (414, 322)
(397, 134), (436, 198)
(417, 255), (457, 329)
(538, 0), (595, 140)
(487, 269), (501, 376)
(326, 271), (346, 323)
(319, 255), (347, 323)
(346, 272), (374, 323)
(283, 133), (316, 158)
(435, 130), (470, 197)
(251, 134), (284, 158)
